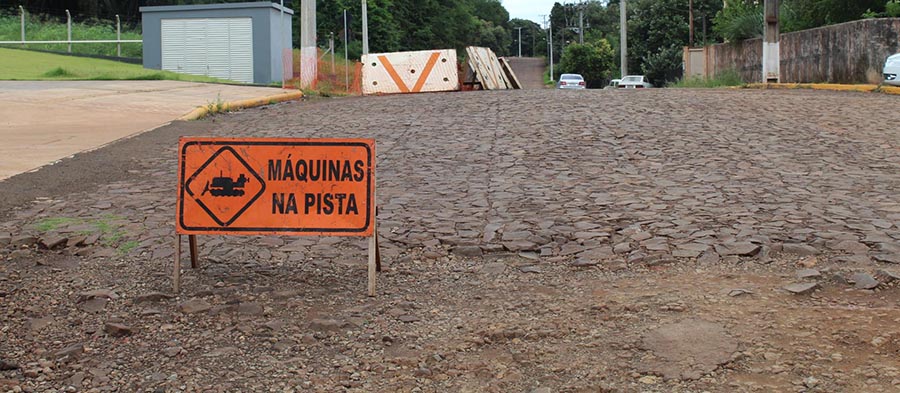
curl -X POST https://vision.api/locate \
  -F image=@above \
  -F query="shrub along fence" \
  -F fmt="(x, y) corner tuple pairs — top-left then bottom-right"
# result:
(0, 8), (142, 59)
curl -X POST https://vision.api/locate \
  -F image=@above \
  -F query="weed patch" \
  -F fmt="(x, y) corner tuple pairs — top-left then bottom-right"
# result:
(670, 69), (745, 88)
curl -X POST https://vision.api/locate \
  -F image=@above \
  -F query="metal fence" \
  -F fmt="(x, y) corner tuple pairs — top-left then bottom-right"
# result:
(0, 6), (141, 57)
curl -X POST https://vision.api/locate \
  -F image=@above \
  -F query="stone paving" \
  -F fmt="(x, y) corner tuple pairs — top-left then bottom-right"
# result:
(7, 87), (900, 280)
(3, 88), (900, 392)
(208, 88), (900, 266)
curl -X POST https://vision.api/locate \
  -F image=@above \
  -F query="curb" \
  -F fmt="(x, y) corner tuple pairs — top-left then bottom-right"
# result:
(744, 83), (900, 95)
(179, 90), (304, 121)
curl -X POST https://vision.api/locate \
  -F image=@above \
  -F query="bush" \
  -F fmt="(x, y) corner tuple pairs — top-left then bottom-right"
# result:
(887, 0), (900, 17)
(558, 39), (615, 87)
(713, 1), (764, 41)
(640, 45), (683, 87)
(670, 68), (744, 88)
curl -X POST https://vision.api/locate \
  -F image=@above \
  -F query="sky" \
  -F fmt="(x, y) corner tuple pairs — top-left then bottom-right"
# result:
(503, 0), (558, 25)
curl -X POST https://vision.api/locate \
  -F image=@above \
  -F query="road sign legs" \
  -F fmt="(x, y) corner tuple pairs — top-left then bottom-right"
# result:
(368, 200), (381, 296)
(368, 220), (378, 297)
(173, 235), (182, 293)
(189, 235), (199, 269)
(173, 235), (201, 293)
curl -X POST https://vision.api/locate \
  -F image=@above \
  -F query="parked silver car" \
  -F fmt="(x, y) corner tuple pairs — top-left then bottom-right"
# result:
(885, 53), (900, 86)
(557, 73), (586, 89)
(618, 75), (653, 89)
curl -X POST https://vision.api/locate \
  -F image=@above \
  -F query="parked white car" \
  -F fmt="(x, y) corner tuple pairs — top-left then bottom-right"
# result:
(557, 73), (587, 89)
(605, 79), (621, 89)
(618, 75), (653, 89)
(885, 53), (900, 86)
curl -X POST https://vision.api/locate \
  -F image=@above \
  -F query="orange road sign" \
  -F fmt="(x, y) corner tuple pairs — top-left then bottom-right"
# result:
(177, 137), (375, 236)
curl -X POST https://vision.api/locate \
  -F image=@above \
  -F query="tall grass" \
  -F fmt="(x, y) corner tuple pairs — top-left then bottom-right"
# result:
(670, 69), (745, 88)
(0, 13), (142, 58)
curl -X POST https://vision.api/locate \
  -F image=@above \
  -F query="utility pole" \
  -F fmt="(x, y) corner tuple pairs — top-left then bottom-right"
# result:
(515, 27), (523, 57)
(763, 0), (780, 83)
(531, 25), (536, 56)
(620, 0), (627, 77)
(65, 9), (71, 53)
(344, 9), (349, 91)
(115, 14), (121, 57)
(300, 0), (316, 89)
(19, 6), (24, 47)
(280, 0), (285, 88)
(362, 0), (369, 55)
(549, 19), (554, 81)
(578, 3), (584, 44)
(689, 0), (694, 46)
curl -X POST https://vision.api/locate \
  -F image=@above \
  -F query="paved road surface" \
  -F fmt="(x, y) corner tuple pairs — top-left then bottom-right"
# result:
(2, 88), (900, 392)
(505, 57), (546, 89)
(0, 80), (289, 180)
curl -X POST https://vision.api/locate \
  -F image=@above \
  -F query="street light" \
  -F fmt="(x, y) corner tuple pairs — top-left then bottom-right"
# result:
(515, 27), (524, 57)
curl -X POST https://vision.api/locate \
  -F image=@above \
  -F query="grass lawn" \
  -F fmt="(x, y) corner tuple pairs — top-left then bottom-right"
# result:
(0, 47), (236, 83)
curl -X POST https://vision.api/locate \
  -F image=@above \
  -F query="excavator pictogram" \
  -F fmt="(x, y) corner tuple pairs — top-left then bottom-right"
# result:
(201, 171), (249, 197)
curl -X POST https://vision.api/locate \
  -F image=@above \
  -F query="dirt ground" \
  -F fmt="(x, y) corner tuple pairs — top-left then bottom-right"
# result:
(0, 81), (290, 180)
(2, 88), (900, 393)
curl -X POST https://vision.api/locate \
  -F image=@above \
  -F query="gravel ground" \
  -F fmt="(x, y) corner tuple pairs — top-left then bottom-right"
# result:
(2, 88), (900, 392)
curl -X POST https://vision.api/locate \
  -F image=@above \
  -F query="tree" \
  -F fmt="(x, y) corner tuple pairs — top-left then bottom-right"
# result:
(508, 18), (541, 57)
(713, 0), (763, 42)
(628, 0), (722, 85)
(889, 0), (900, 17)
(782, 0), (885, 31)
(558, 39), (615, 87)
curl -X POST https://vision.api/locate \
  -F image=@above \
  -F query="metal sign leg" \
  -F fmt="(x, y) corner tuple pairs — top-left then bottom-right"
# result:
(189, 235), (199, 269)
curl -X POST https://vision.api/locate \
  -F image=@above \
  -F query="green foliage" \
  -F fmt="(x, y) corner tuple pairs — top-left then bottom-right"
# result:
(41, 66), (74, 77)
(713, 1), (763, 41)
(781, 0), (886, 31)
(558, 39), (615, 86)
(0, 13), (142, 58)
(887, 0), (900, 17)
(670, 68), (743, 88)
(543, 69), (555, 86)
(0, 47), (235, 82)
(309, 0), (513, 58)
(627, 0), (723, 86)
(640, 44), (683, 86)
(508, 18), (542, 57)
(34, 217), (78, 232)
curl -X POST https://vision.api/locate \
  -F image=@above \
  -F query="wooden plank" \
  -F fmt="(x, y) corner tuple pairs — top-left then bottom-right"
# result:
(499, 57), (522, 89)
(189, 234), (199, 269)
(173, 235), (181, 293)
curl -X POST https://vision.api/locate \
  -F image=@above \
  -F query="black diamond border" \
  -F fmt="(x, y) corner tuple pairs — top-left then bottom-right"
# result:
(184, 146), (267, 227)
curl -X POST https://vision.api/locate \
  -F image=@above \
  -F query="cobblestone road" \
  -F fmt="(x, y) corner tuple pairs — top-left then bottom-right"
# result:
(3, 88), (900, 392)
(222, 88), (900, 264)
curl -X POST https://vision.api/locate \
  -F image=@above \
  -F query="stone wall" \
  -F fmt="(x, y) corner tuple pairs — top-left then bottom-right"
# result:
(690, 18), (900, 84)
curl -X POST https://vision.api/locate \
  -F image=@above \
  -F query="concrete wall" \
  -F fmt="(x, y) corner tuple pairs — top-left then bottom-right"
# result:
(141, 2), (293, 84)
(687, 18), (900, 84)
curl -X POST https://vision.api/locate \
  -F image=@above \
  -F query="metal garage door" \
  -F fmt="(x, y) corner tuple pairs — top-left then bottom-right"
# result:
(161, 18), (253, 83)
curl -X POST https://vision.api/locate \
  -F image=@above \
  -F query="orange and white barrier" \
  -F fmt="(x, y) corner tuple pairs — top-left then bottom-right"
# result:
(361, 49), (459, 95)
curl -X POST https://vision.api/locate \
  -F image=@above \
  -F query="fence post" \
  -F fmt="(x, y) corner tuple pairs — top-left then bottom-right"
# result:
(19, 6), (25, 46)
(330, 32), (335, 74)
(116, 15), (121, 57)
(65, 9), (72, 53)
(344, 9), (349, 92)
